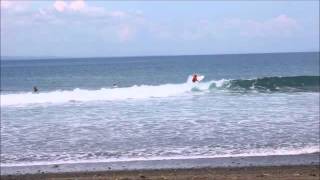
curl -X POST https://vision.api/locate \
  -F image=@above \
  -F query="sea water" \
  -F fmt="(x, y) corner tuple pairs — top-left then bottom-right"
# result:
(1, 52), (319, 166)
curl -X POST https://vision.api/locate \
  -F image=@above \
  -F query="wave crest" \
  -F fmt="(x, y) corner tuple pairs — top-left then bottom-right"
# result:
(219, 76), (320, 92)
(1, 76), (318, 106)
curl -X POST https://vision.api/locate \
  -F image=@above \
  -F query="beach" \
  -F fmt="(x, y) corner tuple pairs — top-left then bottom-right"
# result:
(1, 153), (319, 179)
(2, 165), (319, 180)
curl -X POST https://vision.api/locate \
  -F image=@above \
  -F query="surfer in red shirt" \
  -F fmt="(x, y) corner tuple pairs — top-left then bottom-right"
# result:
(192, 74), (198, 83)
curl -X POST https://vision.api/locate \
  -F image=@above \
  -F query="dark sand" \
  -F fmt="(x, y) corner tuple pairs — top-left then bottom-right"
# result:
(1, 165), (319, 180)
(1, 153), (319, 179)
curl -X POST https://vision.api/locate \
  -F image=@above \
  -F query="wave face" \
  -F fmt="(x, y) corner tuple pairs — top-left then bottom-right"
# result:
(212, 76), (320, 92)
(1, 76), (319, 106)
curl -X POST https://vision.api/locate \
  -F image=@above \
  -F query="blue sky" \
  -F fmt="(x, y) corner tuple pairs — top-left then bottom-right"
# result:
(1, 1), (319, 57)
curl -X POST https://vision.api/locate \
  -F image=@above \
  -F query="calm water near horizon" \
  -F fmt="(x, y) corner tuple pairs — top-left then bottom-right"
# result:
(1, 52), (319, 166)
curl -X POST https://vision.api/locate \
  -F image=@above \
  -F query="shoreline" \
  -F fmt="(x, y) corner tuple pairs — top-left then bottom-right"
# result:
(1, 153), (319, 176)
(1, 166), (319, 180)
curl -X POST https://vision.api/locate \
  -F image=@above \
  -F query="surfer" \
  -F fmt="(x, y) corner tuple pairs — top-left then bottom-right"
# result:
(192, 74), (198, 83)
(33, 86), (38, 93)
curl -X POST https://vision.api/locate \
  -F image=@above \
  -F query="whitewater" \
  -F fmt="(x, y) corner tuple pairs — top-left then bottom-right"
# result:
(1, 76), (217, 106)
(2, 75), (318, 106)
(1, 52), (319, 167)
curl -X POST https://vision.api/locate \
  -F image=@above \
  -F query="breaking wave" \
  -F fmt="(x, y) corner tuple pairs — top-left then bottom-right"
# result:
(219, 76), (320, 92)
(1, 76), (319, 106)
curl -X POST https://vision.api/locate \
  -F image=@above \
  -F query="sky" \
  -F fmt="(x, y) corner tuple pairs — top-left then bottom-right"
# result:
(1, 0), (319, 57)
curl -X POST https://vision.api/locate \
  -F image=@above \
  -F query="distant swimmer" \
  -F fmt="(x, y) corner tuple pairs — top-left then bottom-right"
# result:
(113, 83), (118, 88)
(33, 86), (38, 93)
(192, 74), (198, 83)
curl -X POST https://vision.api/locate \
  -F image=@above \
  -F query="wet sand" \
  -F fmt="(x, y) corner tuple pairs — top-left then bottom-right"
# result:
(1, 153), (319, 179)
(1, 165), (319, 180)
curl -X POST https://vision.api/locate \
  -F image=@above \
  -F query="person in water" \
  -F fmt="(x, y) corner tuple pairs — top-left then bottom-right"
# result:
(192, 74), (198, 83)
(33, 86), (38, 93)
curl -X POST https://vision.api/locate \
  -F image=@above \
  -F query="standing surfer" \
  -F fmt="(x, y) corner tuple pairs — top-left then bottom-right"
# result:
(192, 74), (198, 83)
(33, 86), (38, 93)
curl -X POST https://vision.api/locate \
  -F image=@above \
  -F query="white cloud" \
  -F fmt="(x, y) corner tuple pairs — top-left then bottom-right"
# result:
(51, 0), (130, 19)
(53, 1), (67, 12)
(147, 15), (299, 41)
(24, 1), (143, 42)
(69, 0), (86, 11)
(53, 0), (86, 12)
(3, 0), (144, 43)
(0, 1), (30, 11)
(223, 15), (299, 37)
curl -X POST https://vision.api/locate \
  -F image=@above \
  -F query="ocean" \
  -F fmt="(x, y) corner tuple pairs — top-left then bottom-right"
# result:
(1, 52), (319, 166)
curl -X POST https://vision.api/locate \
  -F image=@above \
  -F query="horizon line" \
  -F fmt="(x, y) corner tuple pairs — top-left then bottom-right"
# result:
(1, 51), (319, 61)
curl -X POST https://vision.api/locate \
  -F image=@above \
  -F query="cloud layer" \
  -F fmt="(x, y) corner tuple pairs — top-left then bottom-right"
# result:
(2, 0), (143, 43)
(1, 0), (318, 57)
(223, 15), (299, 38)
(2, 0), (301, 42)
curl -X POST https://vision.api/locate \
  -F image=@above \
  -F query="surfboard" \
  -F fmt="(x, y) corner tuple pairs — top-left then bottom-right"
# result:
(197, 75), (205, 82)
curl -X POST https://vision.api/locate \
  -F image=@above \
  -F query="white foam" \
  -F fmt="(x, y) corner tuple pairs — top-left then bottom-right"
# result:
(2, 76), (226, 106)
(213, 79), (229, 88)
(0, 85), (182, 106)
(1, 145), (318, 167)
